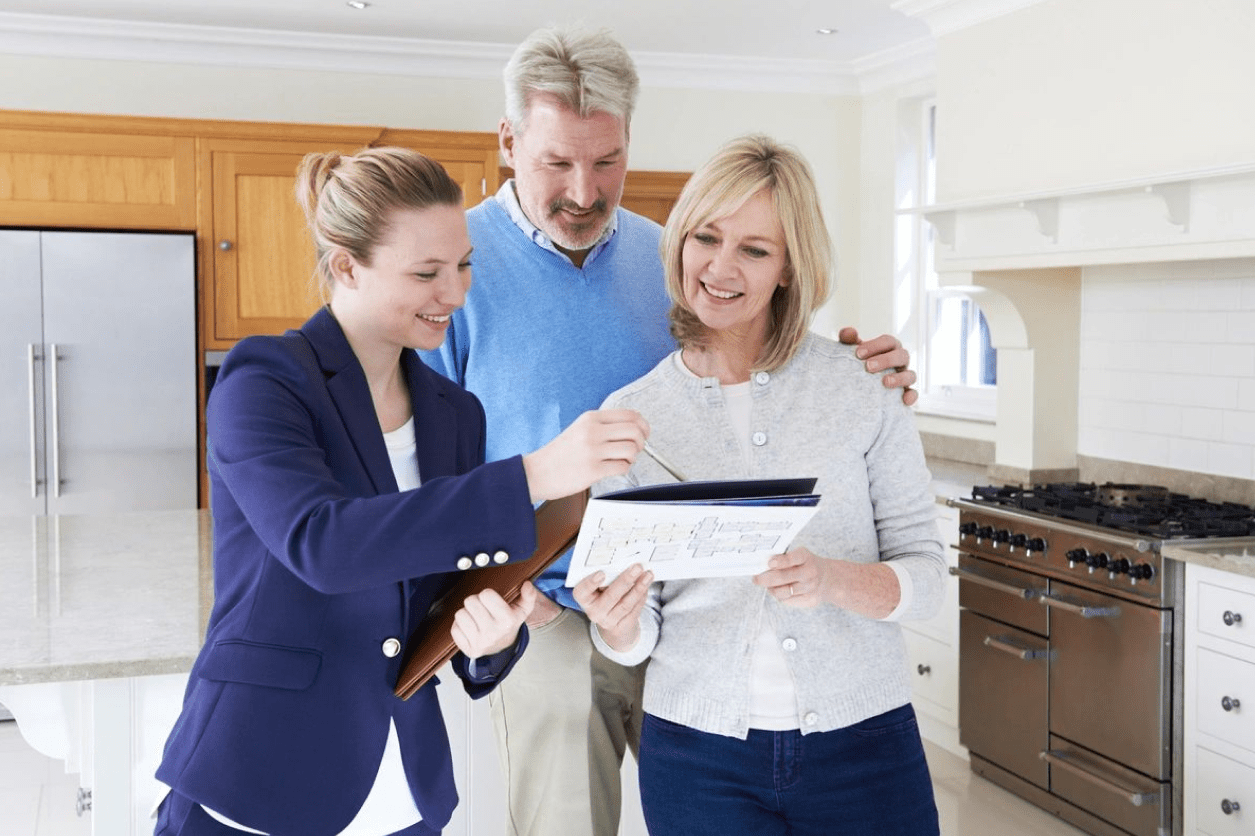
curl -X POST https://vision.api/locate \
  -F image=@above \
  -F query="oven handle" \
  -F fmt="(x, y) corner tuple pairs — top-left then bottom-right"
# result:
(1038, 593), (1121, 619)
(983, 635), (1051, 661)
(948, 566), (1038, 600)
(1040, 750), (1159, 807)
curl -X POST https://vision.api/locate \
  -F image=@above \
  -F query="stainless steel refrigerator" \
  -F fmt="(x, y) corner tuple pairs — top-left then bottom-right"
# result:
(1, 230), (198, 518)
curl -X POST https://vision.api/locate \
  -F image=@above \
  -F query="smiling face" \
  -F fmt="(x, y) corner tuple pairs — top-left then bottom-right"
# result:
(681, 189), (790, 351)
(500, 93), (628, 262)
(330, 204), (473, 354)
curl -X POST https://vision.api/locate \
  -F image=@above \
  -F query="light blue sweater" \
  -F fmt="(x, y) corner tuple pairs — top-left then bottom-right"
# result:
(421, 184), (674, 606)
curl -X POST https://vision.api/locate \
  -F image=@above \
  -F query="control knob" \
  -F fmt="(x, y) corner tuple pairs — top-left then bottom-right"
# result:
(1009, 533), (1027, 553)
(992, 529), (1012, 545)
(1128, 563), (1155, 583)
(1107, 557), (1131, 578)
(1025, 537), (1046, 555)
(1084, 551), (1109, 573)
(976, 526), (995, 542)
(959, 522), (978, 537)
(1066, 548), (1087, 569)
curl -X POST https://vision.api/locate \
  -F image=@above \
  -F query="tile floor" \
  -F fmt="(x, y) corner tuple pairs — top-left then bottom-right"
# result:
(1, 717), (1085, 836)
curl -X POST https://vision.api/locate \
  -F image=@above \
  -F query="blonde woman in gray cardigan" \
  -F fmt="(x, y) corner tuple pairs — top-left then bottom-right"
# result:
(573, 135), (945, 836)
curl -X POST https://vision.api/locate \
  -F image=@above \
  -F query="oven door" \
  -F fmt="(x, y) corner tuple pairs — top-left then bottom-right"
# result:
(1046, 578), (1173, 779)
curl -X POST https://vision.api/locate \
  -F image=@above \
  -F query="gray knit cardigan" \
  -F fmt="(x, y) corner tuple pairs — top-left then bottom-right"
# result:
(590, 333), (945, 739)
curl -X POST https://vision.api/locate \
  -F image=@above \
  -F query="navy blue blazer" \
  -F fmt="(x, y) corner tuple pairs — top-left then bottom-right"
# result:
(156, 308), (538, 834)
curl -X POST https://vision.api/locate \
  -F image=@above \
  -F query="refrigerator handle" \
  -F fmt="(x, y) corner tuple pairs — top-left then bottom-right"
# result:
(28, 343), (42, 498)
(50, 343), (62, 498)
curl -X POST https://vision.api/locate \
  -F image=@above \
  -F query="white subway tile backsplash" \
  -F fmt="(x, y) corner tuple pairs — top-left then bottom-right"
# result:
(1227, 310), (1255, 343)
(1207, 441), (1255, 479)
(1180, 407), (1224, 441)
(1078, 266), (1255, 480)
(1167, 437), (1212, 473)
(1240, 379), (1255, 412)
(1222, 411), (1255, 446)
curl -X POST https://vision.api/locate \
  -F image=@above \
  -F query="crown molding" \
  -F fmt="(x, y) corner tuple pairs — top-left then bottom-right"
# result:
(891, 0), (1048, 36)
(852, 36), (937, 94)
(0, 11), (932, 96)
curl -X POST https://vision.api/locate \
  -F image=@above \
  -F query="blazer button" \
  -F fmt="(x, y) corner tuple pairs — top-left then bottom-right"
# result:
(493, 550), (509, 564)
(474, 552), (491, 567)
(456, 556), (473, 570)
(381, 638), (402, 658)
(752, 431), (768, 446)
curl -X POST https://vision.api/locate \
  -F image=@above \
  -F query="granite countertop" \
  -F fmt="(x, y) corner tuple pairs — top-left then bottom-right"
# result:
(1160, 537), (1255, 579)
(0, 509), (212, 686)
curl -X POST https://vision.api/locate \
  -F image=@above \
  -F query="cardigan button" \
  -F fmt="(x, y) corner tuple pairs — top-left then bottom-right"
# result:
(381, 638), (402, 658)
(474, 552), (491, 567)
(803, 711), (819, 726)
(781, 637), (798, 652)
(493, 550), (509, 564)
(754, 371), (770, 385)
(456, 556), (473, 570)
(752, 431), (768, 446)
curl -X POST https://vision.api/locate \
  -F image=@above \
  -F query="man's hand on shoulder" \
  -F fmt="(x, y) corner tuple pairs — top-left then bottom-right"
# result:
(838, 327), (918, 407)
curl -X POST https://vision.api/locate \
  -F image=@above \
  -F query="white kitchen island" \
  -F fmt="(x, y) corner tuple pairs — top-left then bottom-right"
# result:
(0, 510), (545, 836)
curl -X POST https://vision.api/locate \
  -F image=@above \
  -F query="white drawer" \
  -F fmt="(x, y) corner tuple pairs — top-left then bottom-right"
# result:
(903, 628), (957, 715)
(1197, 647), (1255, 756)
(1197, 580), (1255, 651)
(1195, 746), (1254, 835)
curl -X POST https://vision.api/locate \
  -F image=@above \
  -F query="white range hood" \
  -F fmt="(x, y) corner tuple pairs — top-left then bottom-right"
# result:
(912, 163), (1255, 482)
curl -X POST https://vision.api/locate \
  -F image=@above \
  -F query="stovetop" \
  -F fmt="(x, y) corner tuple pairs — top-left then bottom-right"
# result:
(968, 482), (1255, 540)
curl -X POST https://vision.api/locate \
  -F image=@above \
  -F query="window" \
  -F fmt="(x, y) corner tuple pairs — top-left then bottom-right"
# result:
(896, 99), (997, 420)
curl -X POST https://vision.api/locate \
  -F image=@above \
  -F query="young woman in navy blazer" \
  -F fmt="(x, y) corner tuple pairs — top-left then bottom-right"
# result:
(154, 147), (648, 836)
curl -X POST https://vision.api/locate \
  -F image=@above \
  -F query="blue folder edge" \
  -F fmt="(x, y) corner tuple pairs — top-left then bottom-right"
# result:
(599, 477), (819, 507)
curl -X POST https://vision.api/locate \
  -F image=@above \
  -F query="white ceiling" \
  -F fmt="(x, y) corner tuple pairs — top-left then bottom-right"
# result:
(0, 0), (1042, 93)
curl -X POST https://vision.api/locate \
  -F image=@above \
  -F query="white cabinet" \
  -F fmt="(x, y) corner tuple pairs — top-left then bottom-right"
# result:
(1184, 563), (1255, 835)
(902, 499), (964, 757)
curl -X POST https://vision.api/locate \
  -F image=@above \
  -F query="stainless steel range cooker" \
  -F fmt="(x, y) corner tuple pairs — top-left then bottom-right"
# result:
(948, 483), (1255, 836)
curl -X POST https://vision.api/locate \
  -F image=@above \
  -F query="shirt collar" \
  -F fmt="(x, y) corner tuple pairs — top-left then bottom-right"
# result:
(494, 179), (618, 266)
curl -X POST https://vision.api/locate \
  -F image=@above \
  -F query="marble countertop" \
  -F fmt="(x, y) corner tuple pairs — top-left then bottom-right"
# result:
(0, 458), (986, 687)
(0, 510), (212, 686)
(1161, 537), (1255, 579)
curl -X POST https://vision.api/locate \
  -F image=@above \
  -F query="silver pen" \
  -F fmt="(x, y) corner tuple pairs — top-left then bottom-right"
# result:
(642, 441), (687, 482)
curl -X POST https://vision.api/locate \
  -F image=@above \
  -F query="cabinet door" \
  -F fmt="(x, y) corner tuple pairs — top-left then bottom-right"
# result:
(209, 149), (326, 343)
(0, 125), (195, 230)
(374, 129), (501, 208)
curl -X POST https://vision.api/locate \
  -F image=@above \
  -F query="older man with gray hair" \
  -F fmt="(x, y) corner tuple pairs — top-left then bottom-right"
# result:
(421, 25), (917, 836)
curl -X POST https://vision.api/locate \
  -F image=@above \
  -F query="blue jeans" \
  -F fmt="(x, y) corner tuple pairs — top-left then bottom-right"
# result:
(638, 704), (939, 836)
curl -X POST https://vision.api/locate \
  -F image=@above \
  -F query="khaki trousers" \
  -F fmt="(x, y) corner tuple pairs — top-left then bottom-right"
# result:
(489, 607), (647, 836)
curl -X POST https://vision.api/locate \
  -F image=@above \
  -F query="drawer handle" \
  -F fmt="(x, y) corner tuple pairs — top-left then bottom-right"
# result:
(949, 566), (1038, 600)
(1223, 610), (1243, 627)
(1222, 798), (1241, 815)
(983, 635), (1051, 661)
(1221, 696), (1241, 712)
(917, 664), (931, 676)
(1038, 593), (1120, 619)
(1040, 750), (1158, 808)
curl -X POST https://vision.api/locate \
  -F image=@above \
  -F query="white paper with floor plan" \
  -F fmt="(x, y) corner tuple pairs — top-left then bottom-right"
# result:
(563, 478), (820, 585)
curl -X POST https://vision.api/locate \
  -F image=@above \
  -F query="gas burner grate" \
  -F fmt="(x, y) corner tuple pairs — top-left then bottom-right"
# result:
(969, 482), (1255, 539)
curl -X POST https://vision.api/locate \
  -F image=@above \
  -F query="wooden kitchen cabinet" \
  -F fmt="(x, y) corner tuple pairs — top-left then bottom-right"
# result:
(202, 128), (501, 349)
(0, 112), (196, 230)
(1184, 563), (1255, 835)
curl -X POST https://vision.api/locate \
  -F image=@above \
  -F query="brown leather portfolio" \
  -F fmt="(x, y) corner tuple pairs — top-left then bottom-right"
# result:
(394, 489), (589, 700)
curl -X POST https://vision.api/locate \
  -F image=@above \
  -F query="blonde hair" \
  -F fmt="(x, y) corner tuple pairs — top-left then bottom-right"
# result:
(660, 134), (832, 371)
(295, 146), (463, 300)
(504, 26), (639, 137)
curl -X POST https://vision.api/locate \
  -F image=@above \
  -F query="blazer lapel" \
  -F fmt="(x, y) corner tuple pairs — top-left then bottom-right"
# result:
(301, 308), (397, 496)
(402, 348), (457, 482)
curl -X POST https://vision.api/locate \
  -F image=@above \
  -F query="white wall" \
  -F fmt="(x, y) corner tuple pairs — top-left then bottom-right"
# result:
(934, 0), (1255, 202)
(0, 52), (864, 336)
(1078, 259), (1255, 480)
